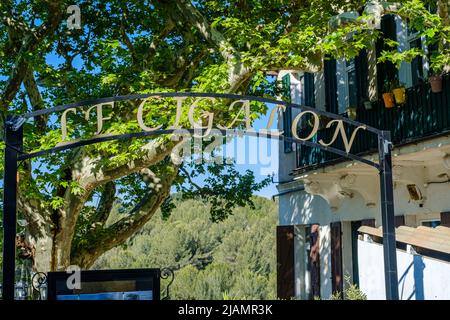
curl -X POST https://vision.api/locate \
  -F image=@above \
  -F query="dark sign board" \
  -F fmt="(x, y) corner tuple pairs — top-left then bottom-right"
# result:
(47, 269), (160, 301)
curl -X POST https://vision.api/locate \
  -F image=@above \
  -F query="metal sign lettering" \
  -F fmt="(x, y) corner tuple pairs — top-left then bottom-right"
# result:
(58, 95), (366, 157)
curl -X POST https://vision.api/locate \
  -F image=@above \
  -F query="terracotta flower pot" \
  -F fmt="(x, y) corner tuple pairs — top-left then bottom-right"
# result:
(392, 87), (406, 104)
(382, 93), (395, 108)
(429, 75), (443, 93)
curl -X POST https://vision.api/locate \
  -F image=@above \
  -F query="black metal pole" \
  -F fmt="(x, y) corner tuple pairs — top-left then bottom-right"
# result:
(2, 116), (23, 301)
(378, 130), (399, 300)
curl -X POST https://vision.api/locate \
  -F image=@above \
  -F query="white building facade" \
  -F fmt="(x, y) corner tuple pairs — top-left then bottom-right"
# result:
(276, 10), (450, 300)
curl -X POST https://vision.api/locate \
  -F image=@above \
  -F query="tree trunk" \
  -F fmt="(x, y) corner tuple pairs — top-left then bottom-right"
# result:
(21, 139), (179, 272)
(26, 228), (54, 273)
(70, 163), (179, 269)
(19, 196), (54, 272)
(51, 192), (91, 271)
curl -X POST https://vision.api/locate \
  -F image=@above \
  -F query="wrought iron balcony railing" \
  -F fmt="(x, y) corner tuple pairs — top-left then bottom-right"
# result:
(295, 73), (450, 174)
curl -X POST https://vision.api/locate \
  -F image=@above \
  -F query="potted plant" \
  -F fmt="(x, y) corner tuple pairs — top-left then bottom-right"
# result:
(382, 79), (395, 109)
(391, 79), (406, 105)
(428, 74), (442, 93)
(429, 54), (445, 93)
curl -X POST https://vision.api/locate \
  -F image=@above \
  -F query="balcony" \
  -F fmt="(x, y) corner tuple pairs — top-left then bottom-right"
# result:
(295, 73), (450, 174)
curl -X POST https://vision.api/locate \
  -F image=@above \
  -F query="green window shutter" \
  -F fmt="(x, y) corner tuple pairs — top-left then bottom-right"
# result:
(304, 72), (315, 107)
(377, 14), (398, 93)
(282, 74), (293, 153)
(347, 59), (358, 109)
(324, 58), (338, 114)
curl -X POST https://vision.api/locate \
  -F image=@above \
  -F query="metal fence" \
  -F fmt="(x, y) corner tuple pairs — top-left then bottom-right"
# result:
(296, 73), (450, 172)
(0, 274), (47, 300)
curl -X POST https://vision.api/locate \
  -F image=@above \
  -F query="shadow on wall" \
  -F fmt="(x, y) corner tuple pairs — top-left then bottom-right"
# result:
(398, 255), (425, 300)
(281, 190), (377, 226)
(279, 192), (315, 225)
(320, 226), (331, 299)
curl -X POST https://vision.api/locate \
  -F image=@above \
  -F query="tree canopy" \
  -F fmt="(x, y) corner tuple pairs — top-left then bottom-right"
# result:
(0, 0), (448, 272)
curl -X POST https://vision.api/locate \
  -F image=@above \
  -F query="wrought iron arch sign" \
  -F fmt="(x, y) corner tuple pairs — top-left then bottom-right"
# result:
(2, 92), (399, 300)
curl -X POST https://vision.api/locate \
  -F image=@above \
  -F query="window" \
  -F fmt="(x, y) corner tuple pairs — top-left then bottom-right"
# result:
(337, 59), (357, 115)
(282, 74), (293, 153)
(408, 26), (424, 86)
(324, 58), (338, 114)
(396, 16), (429, 88)
(303, 72), (315, 107)
(421, 220), (441, 228)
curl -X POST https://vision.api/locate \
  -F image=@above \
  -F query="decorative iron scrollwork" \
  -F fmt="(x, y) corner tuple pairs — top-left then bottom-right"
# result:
(160, 268), (174, 300)
(31, 272), (47, 300)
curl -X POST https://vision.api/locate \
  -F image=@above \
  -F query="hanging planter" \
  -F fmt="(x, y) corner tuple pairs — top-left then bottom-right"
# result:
(382, 78), (396, 108)
(392, 87), (406, 105)
(429, 75), (443, 93)
(389, 78), (406, 105)
(382, 93), (395, 108)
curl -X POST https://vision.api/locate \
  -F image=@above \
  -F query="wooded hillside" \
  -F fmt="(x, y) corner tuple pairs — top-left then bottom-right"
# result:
(93, 195), (278, 300)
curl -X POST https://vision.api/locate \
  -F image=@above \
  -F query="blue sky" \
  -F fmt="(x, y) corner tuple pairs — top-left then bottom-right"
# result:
(223, 114), (279, 198)
(172, 107), (280, 199)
